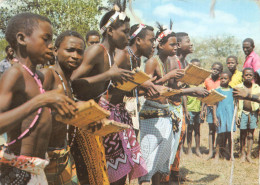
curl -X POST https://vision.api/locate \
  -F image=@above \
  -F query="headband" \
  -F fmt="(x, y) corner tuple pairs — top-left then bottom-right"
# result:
(100, 5), (127, 35)
(130, 24), (146, 40)
(154, 29), (172, 47)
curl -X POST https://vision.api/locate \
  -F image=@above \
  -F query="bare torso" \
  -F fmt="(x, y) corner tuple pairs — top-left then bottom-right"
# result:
(6, 64), (52, 159)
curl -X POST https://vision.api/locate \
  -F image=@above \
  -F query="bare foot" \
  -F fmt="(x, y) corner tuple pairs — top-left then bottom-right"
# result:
(230, 155), (234, 161)
(246, 156), (253, 163)
(214, 154), (219, 162)
(187, 149), (192, 157)
(240, 155), (246, 163)
(206, 153), (213, 160)
(195, 150), (202, 157)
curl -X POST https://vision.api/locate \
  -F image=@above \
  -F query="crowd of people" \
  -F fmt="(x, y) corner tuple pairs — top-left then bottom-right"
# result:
(0, 1), (260, 185)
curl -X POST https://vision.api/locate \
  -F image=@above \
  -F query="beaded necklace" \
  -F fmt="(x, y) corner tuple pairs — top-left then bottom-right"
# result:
(54, 70), (77, 147)
(128, 47), (140, 111)
(5, 62), (44, 146)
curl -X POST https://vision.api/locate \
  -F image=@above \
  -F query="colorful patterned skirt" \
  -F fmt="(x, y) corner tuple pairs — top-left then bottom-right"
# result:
(99, 97), (148, 183)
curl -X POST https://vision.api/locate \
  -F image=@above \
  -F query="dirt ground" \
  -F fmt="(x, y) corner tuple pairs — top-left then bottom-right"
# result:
(128, 122), (260, 185)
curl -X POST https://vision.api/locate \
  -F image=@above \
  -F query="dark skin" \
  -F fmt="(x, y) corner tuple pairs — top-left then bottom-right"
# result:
(145, 36), (179, 105)
(243, 41), (254, 57)
(213, 73), (233, 161)
(41, 36), (85, 148)
(186, 61), (203, 157)
(71, 22), (134, 101)
(114, 29), (160, 102)
(144, 35), (179, 185)
(86, 35), (100, 47)
(0, 20), (76, 159)
(226, 57), (238, 75)
(71, 21), (134, 185)
(236, 69), (255, 163)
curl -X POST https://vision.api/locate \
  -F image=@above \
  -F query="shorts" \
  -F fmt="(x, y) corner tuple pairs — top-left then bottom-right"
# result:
(240, 111), (258, 130)
(206, 106), (213, 124)
(187, 112), (201, 125)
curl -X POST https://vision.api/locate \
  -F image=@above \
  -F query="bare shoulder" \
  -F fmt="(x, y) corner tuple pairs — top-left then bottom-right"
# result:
(115, 48), (128, 68)
(168, 56), (179, 70)
(39, 68), (55, 90)
(82, 44), (105, 65)
(145, 56), (158, 67)
(0, 65), (24, 92)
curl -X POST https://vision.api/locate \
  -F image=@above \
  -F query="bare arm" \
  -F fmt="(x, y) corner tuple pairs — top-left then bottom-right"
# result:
(212, 105), (219, 127)
(0, 68), (77, 134)
(233, 87), (260, 103)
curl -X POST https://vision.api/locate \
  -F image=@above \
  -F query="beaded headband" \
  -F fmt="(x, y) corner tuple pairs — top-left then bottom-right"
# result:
(154, 29), (172, 47)
(100, 5), (127, 35)
(130, 24), (146, 40)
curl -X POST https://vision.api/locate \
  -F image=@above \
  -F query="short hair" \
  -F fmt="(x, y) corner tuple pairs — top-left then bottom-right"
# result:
(242, 67), (254, 75)
(243, 38), (254, 47)
(99, 10), (130, 36)
(190, 58), (200, 64)
(129, 24), (154, 46)
(226, 56), (238, 63)
(176, 32), (188, 43)
(212, 62), (223, 72)
(55, 30), (86, 49)
(85, 30), (100, 42)
(5, 13), (51, 51)
(220, 71), (232, 79)
(5, 45), (11, 53)
(155, 23), (176, 49)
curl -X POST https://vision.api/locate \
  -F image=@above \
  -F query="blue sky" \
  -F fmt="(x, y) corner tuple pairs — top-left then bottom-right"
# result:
(127, 0), (260, 44)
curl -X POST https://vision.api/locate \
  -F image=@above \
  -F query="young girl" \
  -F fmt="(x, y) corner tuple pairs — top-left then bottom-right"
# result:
(203, 62), (223, 160)
(139, 22), (180, 185)
(213, 71), (236, 161)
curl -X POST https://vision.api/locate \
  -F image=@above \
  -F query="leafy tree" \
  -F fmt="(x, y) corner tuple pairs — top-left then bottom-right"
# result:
(188, 35), (244, 70)
(0, 0), (102, 38)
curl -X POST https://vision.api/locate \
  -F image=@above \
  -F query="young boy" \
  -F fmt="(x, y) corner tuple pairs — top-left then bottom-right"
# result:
(203, 62), (223, 160)
(186, 59), (203, 157)
(163, 32), (209, 183)
(0, 13), (76, 184)
(85, 30), (100, 47)
(226, 56), (242, 88)
(114, 23), (158, 132)
(41, 30), (86, 184)
(71, 4), (147, 185)
(213, 71), (236, 161)
(0, 45), (15, 77)
(236, 68), (260, 163)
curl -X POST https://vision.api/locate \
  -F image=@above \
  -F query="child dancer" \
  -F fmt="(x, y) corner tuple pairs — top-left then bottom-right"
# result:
(0, 13), (76, 184)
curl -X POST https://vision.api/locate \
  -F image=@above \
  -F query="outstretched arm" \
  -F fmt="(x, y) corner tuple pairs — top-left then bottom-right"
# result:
(233, 88), (260, 103)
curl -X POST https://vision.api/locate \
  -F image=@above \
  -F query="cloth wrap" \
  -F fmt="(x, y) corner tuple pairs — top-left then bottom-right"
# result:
(99, 97), (147, 183)
(45, 145), (79, 185)
(138, 99), (181, 183)
(0, 147), (49, 185)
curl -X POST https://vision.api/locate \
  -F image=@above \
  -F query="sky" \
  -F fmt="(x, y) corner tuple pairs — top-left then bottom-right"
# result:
(127, 0), (260, 44)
